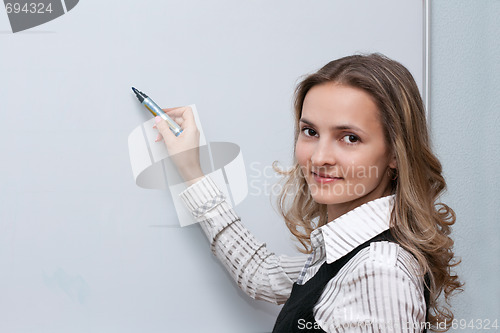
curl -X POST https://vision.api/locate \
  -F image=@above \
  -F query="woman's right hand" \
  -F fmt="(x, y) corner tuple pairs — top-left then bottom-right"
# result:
(153, 106), (204, 186)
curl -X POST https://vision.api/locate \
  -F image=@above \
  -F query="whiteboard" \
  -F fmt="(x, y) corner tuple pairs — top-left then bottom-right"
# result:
(0, 1), (428, 332)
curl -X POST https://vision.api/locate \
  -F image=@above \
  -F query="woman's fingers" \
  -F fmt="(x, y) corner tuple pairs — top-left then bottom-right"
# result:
(173, 117), (184, 126)
(161, 106), (186, 117)
(180, 107), (196, 128)
(161, 106), (195, 129)
(154, 116), (176, 141)
(155, 115), (183, 127)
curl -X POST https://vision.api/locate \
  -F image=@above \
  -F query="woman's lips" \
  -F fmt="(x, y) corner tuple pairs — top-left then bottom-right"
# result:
(312, 172), (343, 184)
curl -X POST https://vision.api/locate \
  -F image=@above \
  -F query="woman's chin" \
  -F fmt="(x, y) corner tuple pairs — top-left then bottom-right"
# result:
(311, 194), (348, 205)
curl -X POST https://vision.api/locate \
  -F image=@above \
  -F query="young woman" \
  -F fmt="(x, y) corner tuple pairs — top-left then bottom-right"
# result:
(154, 53), (462, 332)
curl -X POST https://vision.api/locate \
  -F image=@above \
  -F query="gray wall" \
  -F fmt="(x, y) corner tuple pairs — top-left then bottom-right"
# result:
(430, 0), (500, 328)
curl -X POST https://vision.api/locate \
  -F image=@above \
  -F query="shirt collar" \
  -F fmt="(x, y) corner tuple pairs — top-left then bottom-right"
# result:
(310, 194), (395, 264)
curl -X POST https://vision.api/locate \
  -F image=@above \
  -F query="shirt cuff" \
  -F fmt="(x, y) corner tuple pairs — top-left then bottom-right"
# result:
(179, 175), (226, 218)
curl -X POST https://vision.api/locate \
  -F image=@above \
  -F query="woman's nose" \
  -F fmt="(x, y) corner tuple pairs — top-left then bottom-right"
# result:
(310, 140), (336, 166)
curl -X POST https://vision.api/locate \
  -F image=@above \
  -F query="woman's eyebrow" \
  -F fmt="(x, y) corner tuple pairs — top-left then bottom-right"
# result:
(299, 118), (366, 135)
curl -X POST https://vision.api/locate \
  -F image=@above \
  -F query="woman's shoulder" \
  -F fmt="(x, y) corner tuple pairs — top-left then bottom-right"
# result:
(316, 241), (428, 332)
(345, 240), (425, 287)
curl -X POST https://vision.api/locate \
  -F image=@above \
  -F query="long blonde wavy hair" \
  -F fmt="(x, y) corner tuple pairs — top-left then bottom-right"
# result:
(273, 53), (463, 331)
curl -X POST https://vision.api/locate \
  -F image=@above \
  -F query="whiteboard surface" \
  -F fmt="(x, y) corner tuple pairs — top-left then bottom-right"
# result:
(0, 1), (425, 332)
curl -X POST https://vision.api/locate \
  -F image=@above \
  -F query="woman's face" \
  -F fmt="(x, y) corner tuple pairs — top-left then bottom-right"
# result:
(295, 82), (396, 217)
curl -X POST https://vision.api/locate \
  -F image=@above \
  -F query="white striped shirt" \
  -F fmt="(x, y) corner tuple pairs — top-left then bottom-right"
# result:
(179, 176), (427, 332)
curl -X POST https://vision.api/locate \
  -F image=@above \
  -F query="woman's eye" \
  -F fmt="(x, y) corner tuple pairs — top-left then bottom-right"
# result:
(341, 134), (360, 144)
(302, 127), (317, 137)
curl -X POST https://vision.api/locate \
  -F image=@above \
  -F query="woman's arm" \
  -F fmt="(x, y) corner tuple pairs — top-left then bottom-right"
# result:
(153, 106), (307, 304)
(179, 175), (309, 305)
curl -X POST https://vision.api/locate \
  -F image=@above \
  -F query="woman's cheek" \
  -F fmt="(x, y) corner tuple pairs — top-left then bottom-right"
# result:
(295, 140), (309, 166)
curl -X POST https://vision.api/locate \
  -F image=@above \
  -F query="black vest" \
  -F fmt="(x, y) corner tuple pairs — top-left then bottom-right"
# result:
(272, 230), (430, 333)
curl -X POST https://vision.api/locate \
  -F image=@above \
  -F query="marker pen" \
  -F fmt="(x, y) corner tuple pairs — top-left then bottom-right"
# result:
(132, 87), (183, 137)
